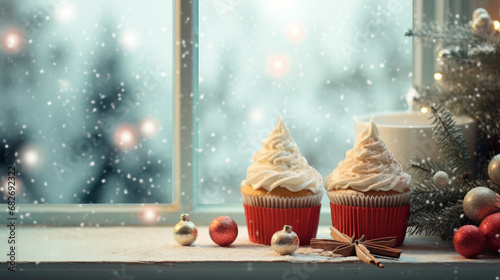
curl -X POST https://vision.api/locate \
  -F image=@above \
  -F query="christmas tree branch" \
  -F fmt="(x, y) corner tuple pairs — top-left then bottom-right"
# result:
(407, 8), (500, 241)
(405, 23), (482, 47)
(409, 157), (449, 178)
(430, 105), (471, 173)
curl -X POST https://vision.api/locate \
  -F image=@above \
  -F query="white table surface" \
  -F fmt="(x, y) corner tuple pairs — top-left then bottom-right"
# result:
(1, 225), (499, 264)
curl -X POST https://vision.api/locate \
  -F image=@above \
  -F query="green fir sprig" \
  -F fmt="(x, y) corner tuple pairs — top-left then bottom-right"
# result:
(429, 105), (470, 174)
(406, 10), (500, 240)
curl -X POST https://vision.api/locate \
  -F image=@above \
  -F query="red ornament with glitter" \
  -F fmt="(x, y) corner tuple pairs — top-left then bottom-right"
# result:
(209, 216), (238, 246)
(453, 225), (485, 258)
(479, 212), (500, 254)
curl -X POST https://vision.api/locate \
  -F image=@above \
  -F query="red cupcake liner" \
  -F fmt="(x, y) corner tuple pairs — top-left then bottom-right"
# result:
(243, 204), (321, 245)
(330, 203), (410, 246)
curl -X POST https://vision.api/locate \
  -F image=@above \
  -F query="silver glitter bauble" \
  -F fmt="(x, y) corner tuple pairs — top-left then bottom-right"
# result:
(472, 8), (494, 36)
(463, 187), (500, 223)
(433, 171), (449, 188)
(271, 225), (299, 255)
(488, 154), (500, 185)
(173, 214), (198, 246)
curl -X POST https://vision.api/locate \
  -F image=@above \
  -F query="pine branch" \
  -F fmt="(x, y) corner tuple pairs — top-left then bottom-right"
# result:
(408, 159), (432, 177)
(405, 22), (482, 47)
(411, 180), (475, 206)
(408, 201), (473, 240)
(407, 9), (500, 241)
(408, 157), (450, 178)
(430, 105), (471, 173)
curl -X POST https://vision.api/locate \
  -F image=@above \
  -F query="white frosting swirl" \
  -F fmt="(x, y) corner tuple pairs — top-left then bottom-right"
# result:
(324, 117), (411, 193)
(241, 116), (323, 194)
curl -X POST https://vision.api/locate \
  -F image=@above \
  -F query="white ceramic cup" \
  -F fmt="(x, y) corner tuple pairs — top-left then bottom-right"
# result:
(354, 111), (477, 172)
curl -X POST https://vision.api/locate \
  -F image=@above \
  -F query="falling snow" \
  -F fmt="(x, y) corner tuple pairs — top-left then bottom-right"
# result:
(0, 0), (412, 208)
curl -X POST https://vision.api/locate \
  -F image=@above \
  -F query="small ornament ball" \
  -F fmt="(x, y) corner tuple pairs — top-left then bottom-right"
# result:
(472, 8), (494, 35)
(479, 213), (500, 254)
(463, 187), (500, 223)
(432, 171), (449, 188)
(438, 49), (451, 58)
(173, 214), (198, 246)
(453, 225), (485, 258)
(271, 225), (299, 255)
(209, 216), (238, 246)
(488, 154), (500, 185)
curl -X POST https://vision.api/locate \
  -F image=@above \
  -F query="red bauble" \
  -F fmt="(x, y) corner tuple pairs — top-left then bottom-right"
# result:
(209, 216), (238, 246)
(453, 225), (485, 258)
(479, 212), (500, 254)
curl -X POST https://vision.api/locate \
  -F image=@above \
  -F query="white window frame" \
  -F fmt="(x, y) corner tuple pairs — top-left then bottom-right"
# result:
(1, 0), (477, 226)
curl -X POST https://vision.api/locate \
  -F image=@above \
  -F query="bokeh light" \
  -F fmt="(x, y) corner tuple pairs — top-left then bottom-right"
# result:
(20, 146), (42, 169)
(1, 176), (22, 198)
(121, 30), (139, 51)
(56, 3), (76, 22)
(250, 108), (264, 124)
(286, 22), (306, 42)
(269, 0), (293, 12)
(267, 54), (290, 77)
(139, 206), (160, 225)
(434, 72), (442, 80)
(115, 125), (137, 149)
(1, 29), (23, 53)
(139, 117), (159, 138)
(421, 106), (429, 114)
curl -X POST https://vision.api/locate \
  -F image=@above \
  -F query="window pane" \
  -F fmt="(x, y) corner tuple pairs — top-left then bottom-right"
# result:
(198, 0), (412, 204)
(0, 0), (173, 204)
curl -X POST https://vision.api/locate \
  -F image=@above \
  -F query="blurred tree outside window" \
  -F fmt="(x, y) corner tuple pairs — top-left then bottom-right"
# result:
(0, 0), (412, 208)
(0, 0), (173, 204)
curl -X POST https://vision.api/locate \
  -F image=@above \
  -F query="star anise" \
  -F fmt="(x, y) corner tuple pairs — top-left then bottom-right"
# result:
(310, 226), (402, 268)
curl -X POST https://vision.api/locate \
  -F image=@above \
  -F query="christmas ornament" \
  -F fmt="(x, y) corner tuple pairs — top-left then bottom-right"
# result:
(437, 49), (451, 60)
(488, 154), (500, 185)
(463, 187), (500, 223)
(271, 225), (299, 255)
(472, 8), (494, 36)
(432, 171), (449, 188)
(311, 226), (402, 268)
(173, 214), (198, 246)
(453, 225), (485, 258)
(479, 213), (500, 253)
(209, 216), (238, 246)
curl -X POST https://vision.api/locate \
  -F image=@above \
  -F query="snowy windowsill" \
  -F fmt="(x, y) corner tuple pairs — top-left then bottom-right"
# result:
(2, 226), (500, 279)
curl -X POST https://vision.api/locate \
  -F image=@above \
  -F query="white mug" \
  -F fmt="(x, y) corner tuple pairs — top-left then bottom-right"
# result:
(354, 111), (477, 172)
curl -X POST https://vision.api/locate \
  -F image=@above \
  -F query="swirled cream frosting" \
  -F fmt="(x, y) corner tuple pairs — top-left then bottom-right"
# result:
(241, 116), (323, 194)
(324, 117), (411, 193)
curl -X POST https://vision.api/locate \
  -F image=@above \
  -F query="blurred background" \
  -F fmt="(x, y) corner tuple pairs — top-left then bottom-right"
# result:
(0, 0), (173, 203)
(198, 0), (413, 205)
(0, 0), (412, 205)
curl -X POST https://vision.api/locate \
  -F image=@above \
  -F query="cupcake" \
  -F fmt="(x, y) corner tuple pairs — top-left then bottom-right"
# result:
(241, 116), (323, 245)
(325, 117), (411, 246)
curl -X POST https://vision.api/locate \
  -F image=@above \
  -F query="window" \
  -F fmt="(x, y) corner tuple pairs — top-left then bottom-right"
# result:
(4, 0), (472, 226)
(197, 0), (412, 206)
(0, 0), (173, 206)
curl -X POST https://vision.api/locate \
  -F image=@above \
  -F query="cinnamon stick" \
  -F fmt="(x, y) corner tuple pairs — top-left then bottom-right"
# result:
(310, 239), (349, 251)
(330, 226), (353, 243)
(364, 244), (401, 259)
(355, 243), (384, 268)
(363, 236), (397, 248)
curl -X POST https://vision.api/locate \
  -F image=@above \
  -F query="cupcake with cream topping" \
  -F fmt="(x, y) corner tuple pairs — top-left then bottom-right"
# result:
(325, 117), (411, 246)
(241, 116), (323, 245)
